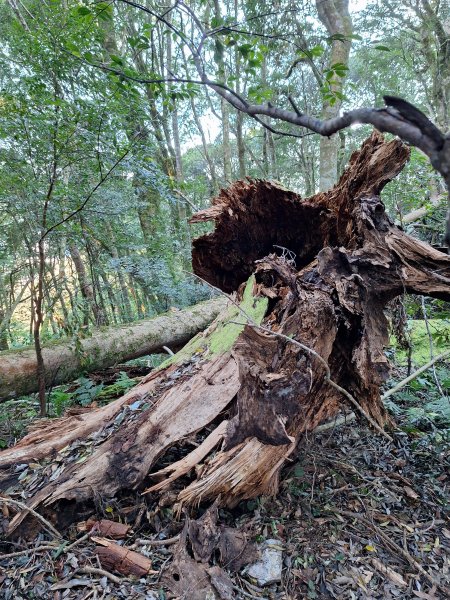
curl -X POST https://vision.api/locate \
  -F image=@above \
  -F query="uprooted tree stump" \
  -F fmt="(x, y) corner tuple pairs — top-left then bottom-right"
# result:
(2, 132), (450, 536)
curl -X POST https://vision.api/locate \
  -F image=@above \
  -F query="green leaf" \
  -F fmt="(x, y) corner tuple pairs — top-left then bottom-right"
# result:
(76, 6), (91, 16)
(327, 33), (348, 42)
(238, 43), (253, 58)
(110, 55), (124, 66)
(374, 45), (390, 51)
(210, 16), (223, 28)
(310, 45), (324, 57)
(331, 62), (349, 70)
(95, 2), (113, 20)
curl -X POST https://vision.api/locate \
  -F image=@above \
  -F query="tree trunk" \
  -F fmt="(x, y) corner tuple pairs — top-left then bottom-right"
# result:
(3, 134), (450, 538)
(234, 0), (246, 179)
(214, 0), (232, 183)
(0, 298), (226, 401)
(69, 244), (106, 327)
(0, 309), (9, 350)
(316, 0), (352, 191)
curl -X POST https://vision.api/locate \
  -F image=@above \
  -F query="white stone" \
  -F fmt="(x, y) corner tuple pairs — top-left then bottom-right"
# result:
(246, 538), (283, 586)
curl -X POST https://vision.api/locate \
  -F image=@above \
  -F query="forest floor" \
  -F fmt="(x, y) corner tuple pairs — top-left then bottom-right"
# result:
(0, 358), (449, 599)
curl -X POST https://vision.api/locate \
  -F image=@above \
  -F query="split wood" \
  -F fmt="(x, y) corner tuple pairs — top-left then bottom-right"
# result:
(188, 271), (393, 442)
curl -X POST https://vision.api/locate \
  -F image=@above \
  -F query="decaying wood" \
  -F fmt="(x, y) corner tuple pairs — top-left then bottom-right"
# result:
(2, 132), (450, 536)
(92, 536), (154, 577)
(162, 503), (256, 599)
(79, 518), (131, 539)
(0, 297), (225, 400)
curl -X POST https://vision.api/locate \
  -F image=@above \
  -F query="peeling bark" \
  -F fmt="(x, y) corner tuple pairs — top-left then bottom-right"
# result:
(2, 133), (450, 537)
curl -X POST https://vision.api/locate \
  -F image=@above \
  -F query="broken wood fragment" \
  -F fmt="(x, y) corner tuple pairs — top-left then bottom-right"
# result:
(92, 536), (154, 577)
(79, 518), (131, 539)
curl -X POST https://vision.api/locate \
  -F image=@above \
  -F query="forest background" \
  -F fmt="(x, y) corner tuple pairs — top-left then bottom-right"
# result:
(0, 0), (448, 421)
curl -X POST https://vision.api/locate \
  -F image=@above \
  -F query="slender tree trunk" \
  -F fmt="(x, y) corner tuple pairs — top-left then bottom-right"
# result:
(214, 0), (232, 183)
(0, 309), (9, 350)
(105, 224), (133, 322)
(98, 269), (119, 325)
(47, 261), (69, 331)
(316, 0), (352, 191)
(34, 236), (48, 416)
(69, 244), (104, 327)
(234, 3), (246, 180)
(84, 237), (109, 327)
(190, 96), (219, 194)
(128, 275), (145, 319)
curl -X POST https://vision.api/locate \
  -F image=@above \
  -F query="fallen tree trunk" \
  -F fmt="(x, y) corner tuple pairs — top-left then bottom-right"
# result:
(2, 132), (450, 537)
(0, 298), (225, 401)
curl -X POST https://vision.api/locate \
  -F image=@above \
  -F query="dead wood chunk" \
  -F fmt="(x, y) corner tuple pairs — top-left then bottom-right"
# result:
(82, 518), (131, 539)
(95, 539), (152, 577)
(218, 526), (257, 572)
(187, 501), (221, 563)
(186, 501), (256, 571)
(162, 545), (218, 600)
(208, 565), (235, 600)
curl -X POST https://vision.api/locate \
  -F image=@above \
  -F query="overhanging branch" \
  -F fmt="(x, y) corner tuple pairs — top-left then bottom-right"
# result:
(112, 0), (450, 243)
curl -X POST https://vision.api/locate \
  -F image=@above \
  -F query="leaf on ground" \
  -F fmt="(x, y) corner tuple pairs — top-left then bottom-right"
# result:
(371, 558), (407, 587)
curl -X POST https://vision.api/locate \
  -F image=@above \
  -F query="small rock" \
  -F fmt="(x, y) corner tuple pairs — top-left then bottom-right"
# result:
(246, 538), (283, 586)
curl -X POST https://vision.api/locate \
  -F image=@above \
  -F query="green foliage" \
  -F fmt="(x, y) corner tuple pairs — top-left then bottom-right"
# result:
(72, 377), (104, 406)
(393, 319), (450, 366)
(97, 371), (136, 400)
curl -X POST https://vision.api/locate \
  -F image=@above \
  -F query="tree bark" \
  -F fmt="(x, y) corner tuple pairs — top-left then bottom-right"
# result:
(0, 297), (226, 401)
(316, 0), (352, 191)
(3, 134), (450, 537)
(69, 243), (106, 327)
(214, 0), (232, 183)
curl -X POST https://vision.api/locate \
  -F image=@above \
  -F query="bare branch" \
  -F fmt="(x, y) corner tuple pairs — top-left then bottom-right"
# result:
(106, 1), (450, 243)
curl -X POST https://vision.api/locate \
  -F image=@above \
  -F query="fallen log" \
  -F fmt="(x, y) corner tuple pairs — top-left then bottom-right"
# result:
(2, 132), (450, 537)
(0, 297), (226, 401)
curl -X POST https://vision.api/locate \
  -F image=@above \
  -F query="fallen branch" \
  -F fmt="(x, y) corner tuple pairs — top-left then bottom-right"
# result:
(78, 566), (123, 585)
(382, 348), (450, 401)
(133, 534), (181, 547)
(0, 544), (58, 559)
